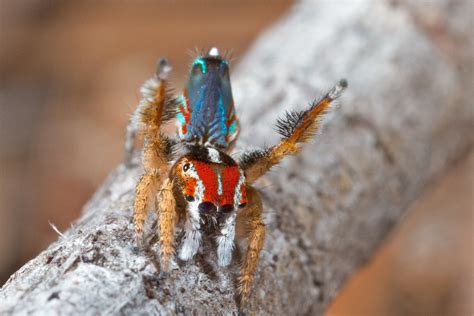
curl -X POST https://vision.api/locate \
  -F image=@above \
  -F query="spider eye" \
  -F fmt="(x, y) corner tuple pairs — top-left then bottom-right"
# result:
(183, 163), (190, 172)
(184, 194), (195, 202)
(238, 202), (247, 208)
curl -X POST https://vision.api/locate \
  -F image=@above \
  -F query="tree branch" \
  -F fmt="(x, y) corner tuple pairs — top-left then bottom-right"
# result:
(1, 1), (472, 315)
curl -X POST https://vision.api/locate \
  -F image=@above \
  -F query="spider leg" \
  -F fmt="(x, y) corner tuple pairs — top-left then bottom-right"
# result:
(235, 186), (265, 308)
(134, 171), (160, 246)
(178, 201), (202, 261)
(123, 58), (174, 166)
(131, 58), (176, 245)
(239, 79), (347, 183)
(156, 178), (178, 271)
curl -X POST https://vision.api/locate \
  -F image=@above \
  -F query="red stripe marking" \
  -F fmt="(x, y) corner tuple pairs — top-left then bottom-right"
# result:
(184, 177), (197, 198)
(221, 166), (240, 206)
(194, 161), (218, 203)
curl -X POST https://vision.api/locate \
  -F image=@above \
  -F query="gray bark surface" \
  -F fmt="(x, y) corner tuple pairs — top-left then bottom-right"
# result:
(1, 1), (472, 315)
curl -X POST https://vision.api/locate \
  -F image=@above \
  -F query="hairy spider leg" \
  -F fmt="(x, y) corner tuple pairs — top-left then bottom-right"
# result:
(240, 79), (348, 183)
(132, 59), (177, 245)
(123, 58), (174, 165)
(235, 186), (266, 309)
(157, 178), (178, 271)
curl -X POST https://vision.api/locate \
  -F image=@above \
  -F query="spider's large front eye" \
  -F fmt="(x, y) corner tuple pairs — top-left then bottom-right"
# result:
(183, 163), (190, 172)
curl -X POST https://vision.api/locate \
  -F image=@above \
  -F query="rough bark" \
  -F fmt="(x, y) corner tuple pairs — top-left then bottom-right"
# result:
(1, 0), (472, 315)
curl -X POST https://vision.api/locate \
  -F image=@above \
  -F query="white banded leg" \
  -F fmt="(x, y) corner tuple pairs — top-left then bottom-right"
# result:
(178, 203), (202, 261)
(216, 212), (236, 267)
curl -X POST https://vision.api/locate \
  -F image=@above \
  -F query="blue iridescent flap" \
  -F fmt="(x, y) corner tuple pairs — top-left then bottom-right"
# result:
(177, 48), (238, 148)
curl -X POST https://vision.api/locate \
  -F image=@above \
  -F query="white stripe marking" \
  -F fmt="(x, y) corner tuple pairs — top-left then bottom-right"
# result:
(217, 174), (223, 196)
(207, 147), (222, 163)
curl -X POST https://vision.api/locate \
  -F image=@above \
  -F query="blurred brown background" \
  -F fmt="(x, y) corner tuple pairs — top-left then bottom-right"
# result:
(0, 1), (472, 315)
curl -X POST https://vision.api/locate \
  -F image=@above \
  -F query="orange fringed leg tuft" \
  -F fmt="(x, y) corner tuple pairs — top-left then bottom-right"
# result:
(134, 171), (161, 246)
(157, 178), (177, 272)
(236, 186), (266, 309)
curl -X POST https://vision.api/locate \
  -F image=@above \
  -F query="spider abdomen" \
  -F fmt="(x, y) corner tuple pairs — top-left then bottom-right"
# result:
(177, 48), (238, 148)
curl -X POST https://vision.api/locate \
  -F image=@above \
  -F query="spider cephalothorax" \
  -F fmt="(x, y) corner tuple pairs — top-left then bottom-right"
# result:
(172, 146), (247, 211)
(124, 47), (347, 310)
(171, 145), (247, 265)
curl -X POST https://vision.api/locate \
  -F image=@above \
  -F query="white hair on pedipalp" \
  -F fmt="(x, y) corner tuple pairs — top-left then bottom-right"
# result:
(178, 216), (202, 261)
(216, 212), (236, 267)
(178, 163), (206, 261)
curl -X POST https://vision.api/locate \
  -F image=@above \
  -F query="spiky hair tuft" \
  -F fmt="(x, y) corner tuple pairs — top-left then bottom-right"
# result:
(274, 79), (347, 143)
(239, 148), (271, 170)
(275, 109), (308, 139)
